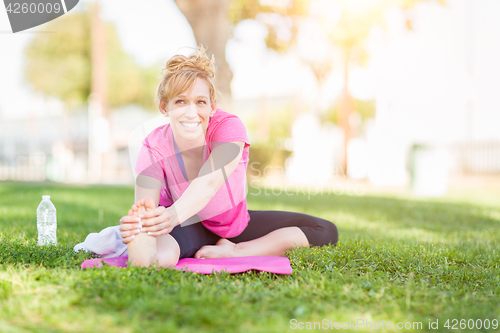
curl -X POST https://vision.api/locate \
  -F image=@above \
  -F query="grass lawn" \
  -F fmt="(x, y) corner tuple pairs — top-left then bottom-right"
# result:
(0, 181), (499, 332)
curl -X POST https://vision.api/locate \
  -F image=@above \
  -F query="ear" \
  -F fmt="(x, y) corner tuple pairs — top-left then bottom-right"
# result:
(159, 100), (168, 117)
(210, 102), (217, 117)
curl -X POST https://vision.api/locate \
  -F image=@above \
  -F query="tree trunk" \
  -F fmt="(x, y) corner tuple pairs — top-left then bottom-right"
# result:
(338, 57), (354, 176)
(89, 0), (109, 182)
(90, 1), (107, 116)
(174, 0), (233, 111)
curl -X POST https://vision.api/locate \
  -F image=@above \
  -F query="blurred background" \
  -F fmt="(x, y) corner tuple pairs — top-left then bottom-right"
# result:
(1, 0), (499, 196)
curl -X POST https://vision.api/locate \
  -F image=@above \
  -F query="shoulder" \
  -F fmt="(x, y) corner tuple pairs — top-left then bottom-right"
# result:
(207, 109), (250, 147)
(209, 109), (242, 123)
(208, 109), (246, 132)
(143, 124), (170, 148)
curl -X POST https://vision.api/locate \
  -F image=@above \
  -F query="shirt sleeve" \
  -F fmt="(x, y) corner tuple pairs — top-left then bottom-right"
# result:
(210, 116), (250, 149)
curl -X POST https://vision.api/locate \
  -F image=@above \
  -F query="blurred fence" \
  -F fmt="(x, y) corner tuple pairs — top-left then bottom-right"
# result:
(0, 153), (47, 181)
(1, 140), (499, 183)
(450, 141), (500, 175)
(0, 106), (150, 184)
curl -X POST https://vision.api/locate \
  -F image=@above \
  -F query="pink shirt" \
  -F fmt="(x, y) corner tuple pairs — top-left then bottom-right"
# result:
(135, 109), (251, 238)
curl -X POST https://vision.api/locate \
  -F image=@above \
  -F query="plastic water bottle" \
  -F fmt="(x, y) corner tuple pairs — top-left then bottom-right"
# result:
(37, 195), (57, 246)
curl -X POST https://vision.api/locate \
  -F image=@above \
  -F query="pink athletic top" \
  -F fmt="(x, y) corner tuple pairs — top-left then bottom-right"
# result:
(135, 109), (251, 238)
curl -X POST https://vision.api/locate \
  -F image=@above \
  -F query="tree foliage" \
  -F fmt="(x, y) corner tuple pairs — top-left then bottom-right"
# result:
(24, 6), (157, 110)
(228, 0), (446, 66)
(326, 0), (446, 67)
(229, 0), (310, 52)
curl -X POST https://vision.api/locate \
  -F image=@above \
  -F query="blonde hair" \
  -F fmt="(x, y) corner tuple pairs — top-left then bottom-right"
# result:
(156, 45), (218, 107)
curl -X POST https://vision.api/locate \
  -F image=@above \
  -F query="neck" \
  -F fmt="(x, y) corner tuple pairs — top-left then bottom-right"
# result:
(173, 133), (205, 154)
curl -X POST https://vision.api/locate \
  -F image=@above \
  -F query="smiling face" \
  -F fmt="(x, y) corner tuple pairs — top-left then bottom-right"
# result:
(160, 78), (216, 147)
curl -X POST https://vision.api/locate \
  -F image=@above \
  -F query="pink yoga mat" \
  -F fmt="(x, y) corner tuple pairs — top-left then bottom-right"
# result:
(81, 256), (292, 275)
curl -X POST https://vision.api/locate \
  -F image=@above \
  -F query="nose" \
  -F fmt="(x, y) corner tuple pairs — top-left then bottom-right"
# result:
(184, 103), (197, 118)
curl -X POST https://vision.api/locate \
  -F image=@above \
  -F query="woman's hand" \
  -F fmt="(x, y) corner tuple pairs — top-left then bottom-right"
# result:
(137, 205), (180, 237)
(119, 213), (142, 244)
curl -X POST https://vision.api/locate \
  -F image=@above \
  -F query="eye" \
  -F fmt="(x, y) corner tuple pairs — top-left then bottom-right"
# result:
(175, 99), (185, 104)
(198, 100), (207, 105)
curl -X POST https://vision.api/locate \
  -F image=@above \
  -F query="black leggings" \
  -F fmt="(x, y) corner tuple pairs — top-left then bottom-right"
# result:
(169, 210), (338, 259)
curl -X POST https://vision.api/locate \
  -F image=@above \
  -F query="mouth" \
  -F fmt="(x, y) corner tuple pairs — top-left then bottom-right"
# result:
(180, 121), (201, 129)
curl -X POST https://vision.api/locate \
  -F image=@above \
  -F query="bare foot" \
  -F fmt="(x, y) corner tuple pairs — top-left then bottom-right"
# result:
(194, 238), (238, 259)
(128, 197), (157, 267)
(131, 197), (156, 216)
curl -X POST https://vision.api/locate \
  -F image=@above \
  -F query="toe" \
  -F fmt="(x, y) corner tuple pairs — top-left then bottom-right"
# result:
(145, 197), (156, 211)
(194, 247), (206, 259)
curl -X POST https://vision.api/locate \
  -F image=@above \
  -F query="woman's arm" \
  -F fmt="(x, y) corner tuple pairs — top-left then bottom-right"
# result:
(140, 141), (245, 236)
(172, 141), (244, 223)
(134, 175), (162, 207)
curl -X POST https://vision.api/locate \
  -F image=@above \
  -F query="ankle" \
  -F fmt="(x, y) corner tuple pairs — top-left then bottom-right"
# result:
(233, 242), (244, 256)
(158, 251), (179, 267)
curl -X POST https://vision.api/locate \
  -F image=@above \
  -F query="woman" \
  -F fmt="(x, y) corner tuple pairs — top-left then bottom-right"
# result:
(119, 46), (338, 267)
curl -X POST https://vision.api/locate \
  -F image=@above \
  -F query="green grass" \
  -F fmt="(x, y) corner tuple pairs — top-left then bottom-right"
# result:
(0, 181), (499, 332)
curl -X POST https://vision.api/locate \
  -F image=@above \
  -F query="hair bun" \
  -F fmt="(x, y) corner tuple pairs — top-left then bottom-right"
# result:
(162, 45), (215, 79)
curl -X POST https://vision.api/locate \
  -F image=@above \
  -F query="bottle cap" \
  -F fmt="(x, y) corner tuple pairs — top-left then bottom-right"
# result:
(42, 195), (50, 200)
